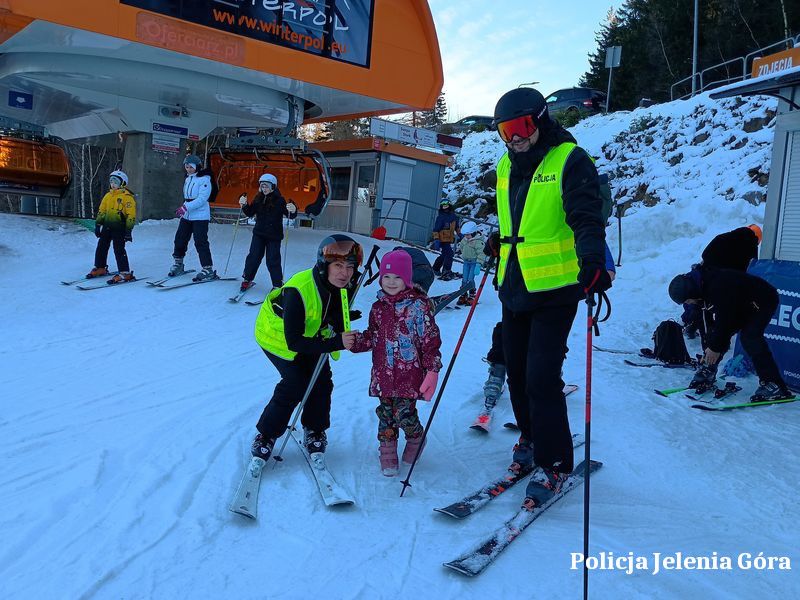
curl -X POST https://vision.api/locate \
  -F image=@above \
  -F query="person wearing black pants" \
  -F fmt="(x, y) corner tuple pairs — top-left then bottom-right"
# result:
(169, 154), (216, 282)
(669, 266), (792, 402)
(503, 300), (578, 468)
(240, 173), (297, 292)
(491, 86), (611, 508)
(251, 235), (363, 459)
(87, 170), (136, 283)
(257, 351), (333, 439)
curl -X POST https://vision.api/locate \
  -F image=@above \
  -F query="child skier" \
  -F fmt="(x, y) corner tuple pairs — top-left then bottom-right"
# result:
(456, 221), (485, 306)
(239, 173), (297, 292)
(351, 250), (442, 476)
(169, 154), (216, 282)
(87, 170), (137, 283)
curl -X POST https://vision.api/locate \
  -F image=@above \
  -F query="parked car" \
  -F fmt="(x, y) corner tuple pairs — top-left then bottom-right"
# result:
(544, 88), (607, 117)
(445, 115), (494, 133)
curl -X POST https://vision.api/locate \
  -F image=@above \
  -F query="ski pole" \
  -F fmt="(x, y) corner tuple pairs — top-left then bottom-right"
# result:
(583, 293), (594, 600)
(400, 256), (496, 497)
(272, 244), (380, 465)
(616, 203), (622, 267)
(223, 196), (245, 276)
(282, 220), (289, 275)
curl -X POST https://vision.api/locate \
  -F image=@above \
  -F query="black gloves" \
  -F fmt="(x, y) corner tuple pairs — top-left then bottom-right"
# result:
(578, 263), (612, 294)
(95, 224), (101, 238)
(349, 309), (363, 321)
(124, 231), (133, 243)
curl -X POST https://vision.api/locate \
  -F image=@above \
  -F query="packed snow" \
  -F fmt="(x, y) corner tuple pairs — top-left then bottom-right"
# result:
(2, 89), (798, 599)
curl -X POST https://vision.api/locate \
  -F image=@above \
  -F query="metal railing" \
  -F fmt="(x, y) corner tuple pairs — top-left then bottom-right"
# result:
(670, 34), (800, 101)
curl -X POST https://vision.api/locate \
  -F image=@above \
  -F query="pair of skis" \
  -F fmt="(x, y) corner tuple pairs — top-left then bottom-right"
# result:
(75, 275), (150, 290)
(655, 382), (797, 411)
(438, 442), (601, 576)
(147, 271), (238, 291)
(229, 428), (354, 520)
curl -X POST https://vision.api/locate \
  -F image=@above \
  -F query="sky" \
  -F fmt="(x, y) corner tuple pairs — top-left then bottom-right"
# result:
(429, 0), (616, 119)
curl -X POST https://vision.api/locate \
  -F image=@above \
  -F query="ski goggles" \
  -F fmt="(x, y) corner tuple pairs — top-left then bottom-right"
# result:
(496, 114), (538, 143)
(321, 239), (363, 267)
(109, 175), (123, 186)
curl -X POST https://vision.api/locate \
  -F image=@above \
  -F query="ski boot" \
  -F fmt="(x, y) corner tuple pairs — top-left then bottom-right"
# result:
(522, 463), (568, 510)
(303, 428), (328, 455)
(456, 293), (471, 306)
(87, 266), (108, 279)
(483, 362), (506, 407)
(251, 433), (276, 460)
(401, 435), (425, 466)
(240, 279), (255, 293)
(168, 257), (185, 277)
(509, 437), (534, 475)
(688, 363), (718, 391)
(107, 272), (135, 284)
(192, 266), (218, 282)
(750, 381), (794, 403)
(379, 440), (399, 476)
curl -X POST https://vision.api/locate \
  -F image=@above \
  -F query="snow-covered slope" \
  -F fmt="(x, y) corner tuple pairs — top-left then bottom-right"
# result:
(2, 91), (799, 599)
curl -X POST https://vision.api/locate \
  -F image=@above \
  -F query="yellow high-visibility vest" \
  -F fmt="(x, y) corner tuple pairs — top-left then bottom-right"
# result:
(255, 269), (342, 360)
(496, 142), (580, 292)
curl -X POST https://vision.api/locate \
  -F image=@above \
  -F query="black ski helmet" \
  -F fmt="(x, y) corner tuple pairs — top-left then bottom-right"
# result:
(316, 234), (363, 276)
(492, 87), (549, 128)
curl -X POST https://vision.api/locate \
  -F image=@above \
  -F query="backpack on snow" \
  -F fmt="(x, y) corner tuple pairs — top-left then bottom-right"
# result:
(640, 320), (692, 365)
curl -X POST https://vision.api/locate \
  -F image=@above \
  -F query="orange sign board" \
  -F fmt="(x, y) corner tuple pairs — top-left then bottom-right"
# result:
(751, 47), (800, 78)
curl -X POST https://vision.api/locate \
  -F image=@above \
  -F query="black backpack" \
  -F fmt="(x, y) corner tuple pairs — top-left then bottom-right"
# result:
(642, 320), (692, 365)
(394, 246), (435, 293)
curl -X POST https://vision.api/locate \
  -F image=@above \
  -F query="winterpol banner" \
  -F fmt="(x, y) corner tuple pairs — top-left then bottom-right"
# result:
(122, 0), (374, 67)
(737, 259), (800, 391)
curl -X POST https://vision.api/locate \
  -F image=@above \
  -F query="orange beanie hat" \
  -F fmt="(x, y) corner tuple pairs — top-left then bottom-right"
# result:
(748, 224), (762, 244)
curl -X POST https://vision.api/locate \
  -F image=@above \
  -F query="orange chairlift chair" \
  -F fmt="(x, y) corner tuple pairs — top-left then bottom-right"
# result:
(208, 103), (331, 221)
(0, 120), (71, 198)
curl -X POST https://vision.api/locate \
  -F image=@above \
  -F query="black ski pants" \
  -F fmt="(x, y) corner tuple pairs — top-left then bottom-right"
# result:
(256, 350), (333, 440)
(95, 230), (129, 272)
(502, 300), (578, 473)
(739, 289), (786, 386)
(173, 218), (212, 267)
(486, 321), (504, 365)
(243, 233), (283, 287)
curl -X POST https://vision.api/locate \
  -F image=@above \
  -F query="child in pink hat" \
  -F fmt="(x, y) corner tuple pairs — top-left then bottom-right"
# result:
(351, 249), (442, 476)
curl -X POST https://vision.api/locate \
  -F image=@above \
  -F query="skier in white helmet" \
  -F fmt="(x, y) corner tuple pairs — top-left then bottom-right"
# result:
(238, 172), (297, 293)
(87, 170), (137, 284)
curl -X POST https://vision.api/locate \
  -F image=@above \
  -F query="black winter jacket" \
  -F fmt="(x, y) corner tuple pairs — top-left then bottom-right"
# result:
(701, 227), (759, 272)
(700, 267), (778, 352)
(242, 190), (294, 240)
(498, 121), (606, 312)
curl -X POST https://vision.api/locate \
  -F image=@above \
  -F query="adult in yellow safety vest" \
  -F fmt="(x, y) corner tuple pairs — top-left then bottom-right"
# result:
(491, 87), (612, 509)
(251, 234), (363, 460)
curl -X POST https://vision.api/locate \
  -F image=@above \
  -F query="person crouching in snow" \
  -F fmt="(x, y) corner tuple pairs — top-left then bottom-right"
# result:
(88, 170), (136, 283)
(350, 250), (442, 476)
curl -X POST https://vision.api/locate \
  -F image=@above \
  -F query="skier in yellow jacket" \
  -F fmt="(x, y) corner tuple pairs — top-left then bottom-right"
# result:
(87, 170), (137, 283)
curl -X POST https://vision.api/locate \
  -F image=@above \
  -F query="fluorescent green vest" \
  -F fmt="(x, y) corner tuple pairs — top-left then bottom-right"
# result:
(496, 142), (580, 292)
(254, 269), (344, 360)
